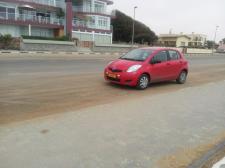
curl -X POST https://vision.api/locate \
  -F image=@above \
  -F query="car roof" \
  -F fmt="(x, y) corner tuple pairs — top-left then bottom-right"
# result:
(139, 47), (180, 52)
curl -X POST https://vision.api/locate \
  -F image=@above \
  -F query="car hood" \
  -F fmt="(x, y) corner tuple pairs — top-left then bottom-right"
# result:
(108, 59), (143, 71)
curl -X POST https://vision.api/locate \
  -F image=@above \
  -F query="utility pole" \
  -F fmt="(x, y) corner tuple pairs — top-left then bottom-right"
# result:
(132, 6), (137, 48)
(212, 26), (219, 55)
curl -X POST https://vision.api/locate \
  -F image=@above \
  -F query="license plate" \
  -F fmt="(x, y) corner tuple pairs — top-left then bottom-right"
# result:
(107, 73), (117, 78)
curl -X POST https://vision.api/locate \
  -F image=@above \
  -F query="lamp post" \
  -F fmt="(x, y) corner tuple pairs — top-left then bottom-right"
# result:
(212, 26), (219, 55)
(132, 6), (138, 47)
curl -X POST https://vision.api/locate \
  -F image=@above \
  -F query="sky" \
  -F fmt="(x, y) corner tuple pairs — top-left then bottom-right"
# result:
(109, 0), (225, 42)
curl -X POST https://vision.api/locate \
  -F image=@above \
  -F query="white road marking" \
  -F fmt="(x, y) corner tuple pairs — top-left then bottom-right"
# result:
(212, 157), (225, 168)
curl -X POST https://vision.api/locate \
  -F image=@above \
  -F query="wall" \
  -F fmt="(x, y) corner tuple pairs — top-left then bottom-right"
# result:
(21, 39), (77, 51)
(186, 48), (212, 54)
(93, 44), (138, 52)
(72, 31), (112, 45)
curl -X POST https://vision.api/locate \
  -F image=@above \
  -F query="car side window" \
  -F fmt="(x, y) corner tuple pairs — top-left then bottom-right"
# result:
(168, 50), (180, 60)
(151, 51), (168, 63)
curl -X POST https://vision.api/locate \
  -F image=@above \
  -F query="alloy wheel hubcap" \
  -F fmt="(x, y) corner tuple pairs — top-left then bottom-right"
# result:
(140, 76), (149, 88)
(180, 72), (186, 82)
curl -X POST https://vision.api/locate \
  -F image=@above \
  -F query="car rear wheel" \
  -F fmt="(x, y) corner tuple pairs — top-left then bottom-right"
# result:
(176, 71), (187, 84)
(137, 74), (149, 90)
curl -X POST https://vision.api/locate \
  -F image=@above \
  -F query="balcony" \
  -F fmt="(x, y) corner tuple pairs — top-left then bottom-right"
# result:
(73, 6), (112, 16)
(0, 12), (64, 28)
(73, 19), (111, 33)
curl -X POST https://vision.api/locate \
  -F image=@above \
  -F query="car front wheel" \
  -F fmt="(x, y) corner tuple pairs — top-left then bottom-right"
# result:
(137, 74), (149, 90)
(176, 71), (187, 84)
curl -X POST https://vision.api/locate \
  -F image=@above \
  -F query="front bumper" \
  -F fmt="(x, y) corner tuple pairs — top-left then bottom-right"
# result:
(104, 69), (139, 86)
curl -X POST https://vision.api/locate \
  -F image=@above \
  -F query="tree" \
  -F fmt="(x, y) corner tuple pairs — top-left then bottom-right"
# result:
(206, 40), (216, 49)
(111, 10), (158, 45)
(222, 38), (225, 44)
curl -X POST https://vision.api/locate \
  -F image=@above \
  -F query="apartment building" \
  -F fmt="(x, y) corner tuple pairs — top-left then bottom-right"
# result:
(0, 0), (65, 37)
(0, 0), (113, 44)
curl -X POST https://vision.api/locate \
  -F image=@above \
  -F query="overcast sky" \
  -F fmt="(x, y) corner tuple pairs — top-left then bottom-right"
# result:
(109, 0), (225, 42)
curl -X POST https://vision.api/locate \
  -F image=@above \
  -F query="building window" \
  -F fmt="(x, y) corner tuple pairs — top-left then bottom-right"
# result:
(0, 6), (16, 20)
(94, 2), (104, 13)
(7, 8), (15, 20)
(98, 16), (107, 29)
(0, 6), (7, 19)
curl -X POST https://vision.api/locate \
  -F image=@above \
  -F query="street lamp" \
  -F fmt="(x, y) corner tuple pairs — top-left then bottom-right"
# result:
(212, 25), (219, 55)
(132, 6), (138, 47)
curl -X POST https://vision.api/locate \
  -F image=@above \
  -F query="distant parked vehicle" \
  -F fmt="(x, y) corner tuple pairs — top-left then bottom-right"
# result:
(104, 47), (189, 90)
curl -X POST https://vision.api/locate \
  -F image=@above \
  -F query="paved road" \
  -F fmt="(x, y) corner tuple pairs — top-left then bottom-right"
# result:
(1, 54), (225, 75)
(0, 80), (225, 168)
(1, 53), (225, 124)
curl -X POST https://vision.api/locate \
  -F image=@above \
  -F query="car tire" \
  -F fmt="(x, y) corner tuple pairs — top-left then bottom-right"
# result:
(176, 71), (187, 84)
(137, 74), (149, 90)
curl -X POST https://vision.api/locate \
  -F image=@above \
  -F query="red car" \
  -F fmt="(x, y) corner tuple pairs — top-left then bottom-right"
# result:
(104, 47), (189, 90)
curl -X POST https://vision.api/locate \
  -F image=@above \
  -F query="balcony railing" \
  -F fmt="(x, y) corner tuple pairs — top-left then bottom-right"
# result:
(73, 19), (109, 31)
(0, 12), (64, 25)
(73, 6), (111, 15)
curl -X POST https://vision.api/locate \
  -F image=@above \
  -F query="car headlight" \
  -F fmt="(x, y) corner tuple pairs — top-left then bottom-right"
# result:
(127, 65), (142, 72)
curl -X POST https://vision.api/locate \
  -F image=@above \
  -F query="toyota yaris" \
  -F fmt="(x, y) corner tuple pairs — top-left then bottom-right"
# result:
(104, 47), (189, 90)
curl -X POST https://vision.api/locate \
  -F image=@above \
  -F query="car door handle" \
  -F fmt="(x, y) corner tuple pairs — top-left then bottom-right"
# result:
(166, 63), (171, 65)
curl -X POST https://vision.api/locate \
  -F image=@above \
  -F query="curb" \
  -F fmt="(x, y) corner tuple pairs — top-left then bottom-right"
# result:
(187, 140), (225, 168)
(0, 51), (125, 56)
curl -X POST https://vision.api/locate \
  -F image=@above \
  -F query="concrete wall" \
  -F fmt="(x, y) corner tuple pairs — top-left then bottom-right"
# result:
(72, 31), (112, 45)
(21, 39), (77, 51)
(186, 48), (212, 54)
(92, 44), (138, 52)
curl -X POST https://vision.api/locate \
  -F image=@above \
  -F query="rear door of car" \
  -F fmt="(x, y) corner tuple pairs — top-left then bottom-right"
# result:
(166, 50), (183, 79)
(149, 50), (170, 82)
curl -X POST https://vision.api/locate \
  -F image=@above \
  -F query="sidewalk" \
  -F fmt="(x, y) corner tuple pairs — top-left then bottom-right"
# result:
(0, 50), (124, 56)
(1, 81), (225, 168)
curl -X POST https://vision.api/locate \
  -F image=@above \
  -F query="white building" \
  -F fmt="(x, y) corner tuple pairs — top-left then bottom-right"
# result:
(187, 33), (207, 48)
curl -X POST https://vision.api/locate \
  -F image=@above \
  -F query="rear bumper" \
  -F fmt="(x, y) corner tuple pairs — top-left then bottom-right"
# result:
(104, 70), (139, 87)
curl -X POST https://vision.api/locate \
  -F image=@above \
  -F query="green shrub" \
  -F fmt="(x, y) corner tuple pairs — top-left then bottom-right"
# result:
(0, 34), (13, 49)
(0, 34), (12, 43)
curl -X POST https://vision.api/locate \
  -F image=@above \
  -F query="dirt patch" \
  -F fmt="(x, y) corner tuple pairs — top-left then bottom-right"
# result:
(40, 129), (49, 134)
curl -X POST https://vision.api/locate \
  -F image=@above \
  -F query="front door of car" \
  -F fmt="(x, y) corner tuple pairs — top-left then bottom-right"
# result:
(149, 50), (169, 82)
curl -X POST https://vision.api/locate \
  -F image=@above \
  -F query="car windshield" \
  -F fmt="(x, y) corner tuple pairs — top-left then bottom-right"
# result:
(120, 49), (154, 61)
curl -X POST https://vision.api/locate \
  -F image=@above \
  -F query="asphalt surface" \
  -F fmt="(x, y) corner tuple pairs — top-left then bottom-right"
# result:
(1, 53), (225, 124)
